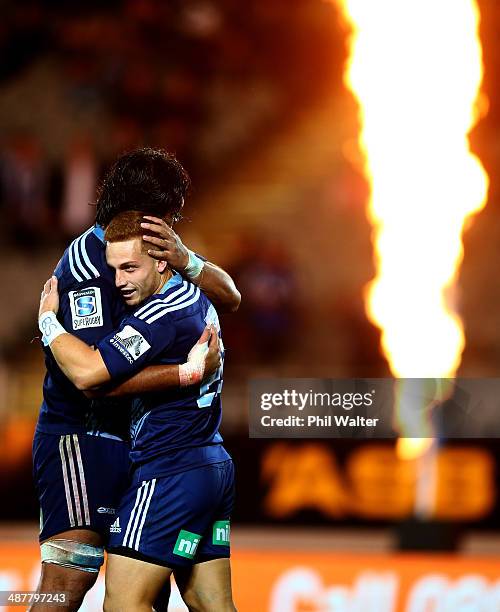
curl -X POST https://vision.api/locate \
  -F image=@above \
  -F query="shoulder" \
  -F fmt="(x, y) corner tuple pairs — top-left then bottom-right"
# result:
(56, 226), (108, 288)
(132, 278), (205, 327)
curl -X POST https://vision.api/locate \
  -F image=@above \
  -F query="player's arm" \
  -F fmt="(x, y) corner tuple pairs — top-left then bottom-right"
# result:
(39, 276), (214, 392)
(85, 365), (178, 397)
(40, 314), (110, 390)
(141, 216), (241, 313)
(84, 329), (220, 398)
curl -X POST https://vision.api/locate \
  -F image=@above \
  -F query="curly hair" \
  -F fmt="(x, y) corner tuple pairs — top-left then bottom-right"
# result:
(95, 148), (191, 227)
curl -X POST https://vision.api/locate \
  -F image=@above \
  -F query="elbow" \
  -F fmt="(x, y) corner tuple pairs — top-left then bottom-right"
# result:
(219, 289), (241, 313)
(227, 289), (241, 313)
(73, 372), (98, 392)
(74, 377), (92, 392)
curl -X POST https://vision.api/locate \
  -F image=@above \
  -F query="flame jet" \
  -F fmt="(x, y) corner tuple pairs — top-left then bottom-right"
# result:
(338, 1), (488, 479)
(338, 0), (488, 379)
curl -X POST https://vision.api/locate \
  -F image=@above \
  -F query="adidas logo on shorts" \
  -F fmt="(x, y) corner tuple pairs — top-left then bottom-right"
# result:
(110, 518), (121, 533)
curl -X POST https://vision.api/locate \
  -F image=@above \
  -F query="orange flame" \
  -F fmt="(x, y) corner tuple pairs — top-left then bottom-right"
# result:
(338, 0), (488, 381)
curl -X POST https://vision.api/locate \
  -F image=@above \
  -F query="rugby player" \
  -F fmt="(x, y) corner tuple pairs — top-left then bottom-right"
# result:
(32, 148), (240, 611)
(39, 210), (236, 612)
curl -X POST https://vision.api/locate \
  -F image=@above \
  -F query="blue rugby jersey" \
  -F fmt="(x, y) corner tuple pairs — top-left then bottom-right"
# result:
(36, 226), (129, 439)
(97, 272), (229, 479)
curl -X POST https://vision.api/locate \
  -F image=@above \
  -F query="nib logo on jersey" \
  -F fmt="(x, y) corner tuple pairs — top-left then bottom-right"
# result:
(110, 325), (151, 364)
(69, 287), (103, 330)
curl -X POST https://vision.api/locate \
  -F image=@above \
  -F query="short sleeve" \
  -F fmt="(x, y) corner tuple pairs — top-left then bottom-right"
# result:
(97, 315), (176, 380)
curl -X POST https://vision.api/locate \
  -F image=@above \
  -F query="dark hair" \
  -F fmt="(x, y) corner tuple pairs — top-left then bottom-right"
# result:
(95, 147), (191, 227)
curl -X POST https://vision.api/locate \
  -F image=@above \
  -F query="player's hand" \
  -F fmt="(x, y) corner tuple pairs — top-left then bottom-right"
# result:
(204, 325), (221, 378)
(187, 325), (221, 378)
(39, 276), (60, 317)
(179, 325), (221, 386)
(141, 216), (189, 270)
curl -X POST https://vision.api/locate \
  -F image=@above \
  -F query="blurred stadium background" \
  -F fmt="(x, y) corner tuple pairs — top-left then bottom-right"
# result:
(0, 0), (499, 610)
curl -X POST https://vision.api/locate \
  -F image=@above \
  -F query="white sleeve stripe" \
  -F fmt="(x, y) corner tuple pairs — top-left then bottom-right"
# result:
(68, 228), (100, 281)
(71, 236), (91, 281)
(79, 228), (100, 278)
(68, 241), (84, 282)
(134, 282), (189, 318)
(137, 283), (195, 320)
(133, 280), (190, 317)
(145, 287), (201, 324)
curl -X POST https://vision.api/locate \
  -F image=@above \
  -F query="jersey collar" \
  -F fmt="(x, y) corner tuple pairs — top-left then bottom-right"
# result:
(93, 224), (105, 242)
(159, 270), (183, 294)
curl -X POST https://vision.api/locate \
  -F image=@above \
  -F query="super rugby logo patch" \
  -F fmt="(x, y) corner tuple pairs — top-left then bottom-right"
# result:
(69, 287), (103, 330)
(112, 325), (151, 361)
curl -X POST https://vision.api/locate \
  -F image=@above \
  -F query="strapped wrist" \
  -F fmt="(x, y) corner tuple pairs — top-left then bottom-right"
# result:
(179, 339), (209, 386)
(183, 249), (204, 280)
(179, 361), (205, 386)
(39, 311), (66, 346)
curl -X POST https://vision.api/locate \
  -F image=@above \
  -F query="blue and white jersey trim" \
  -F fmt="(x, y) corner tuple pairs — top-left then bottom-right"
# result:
(131, 410), (151, 445)
(145, 287), (200, 324)
(134, 281), (192, 319)
(134, 281), (201, 325)
(68, 227), (100, 282)
(85, 430), (126, 442)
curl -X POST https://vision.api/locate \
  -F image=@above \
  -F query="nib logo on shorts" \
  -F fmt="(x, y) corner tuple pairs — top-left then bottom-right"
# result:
(212, 520), (230, 546)
(173, 529), (202, 559)
(110, 518), (121, 533)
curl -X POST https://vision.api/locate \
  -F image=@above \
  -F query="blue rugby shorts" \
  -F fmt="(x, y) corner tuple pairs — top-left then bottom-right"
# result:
(107, 459), (235, 568)
(33, 431), (131, 544)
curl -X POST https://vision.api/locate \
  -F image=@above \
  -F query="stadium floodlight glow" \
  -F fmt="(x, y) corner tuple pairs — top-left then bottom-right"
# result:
(337, 0), (488, 464)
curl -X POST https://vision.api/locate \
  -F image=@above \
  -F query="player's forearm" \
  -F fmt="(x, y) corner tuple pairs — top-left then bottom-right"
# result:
(85, 364), (180, 398)
(192, 262), (241, 313)
(49, 333), (111, 391)
(39, 287), (112, 390)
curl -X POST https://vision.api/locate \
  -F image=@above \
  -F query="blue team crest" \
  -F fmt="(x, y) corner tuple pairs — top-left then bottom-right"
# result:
(75, 295), (96, 317)
(69, 287), (103, 330)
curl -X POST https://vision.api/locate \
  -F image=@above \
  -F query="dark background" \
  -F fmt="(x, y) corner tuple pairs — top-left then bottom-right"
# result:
(0, 0), (499, 538)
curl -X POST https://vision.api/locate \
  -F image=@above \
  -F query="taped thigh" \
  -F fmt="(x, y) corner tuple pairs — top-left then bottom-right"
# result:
(41, 539), (104, 573)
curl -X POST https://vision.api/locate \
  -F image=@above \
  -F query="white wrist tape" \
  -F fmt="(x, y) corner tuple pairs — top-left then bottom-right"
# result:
(39, 311), (66, 346)
(179, 340), (208, 386)
(183, 250), (204, 280)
